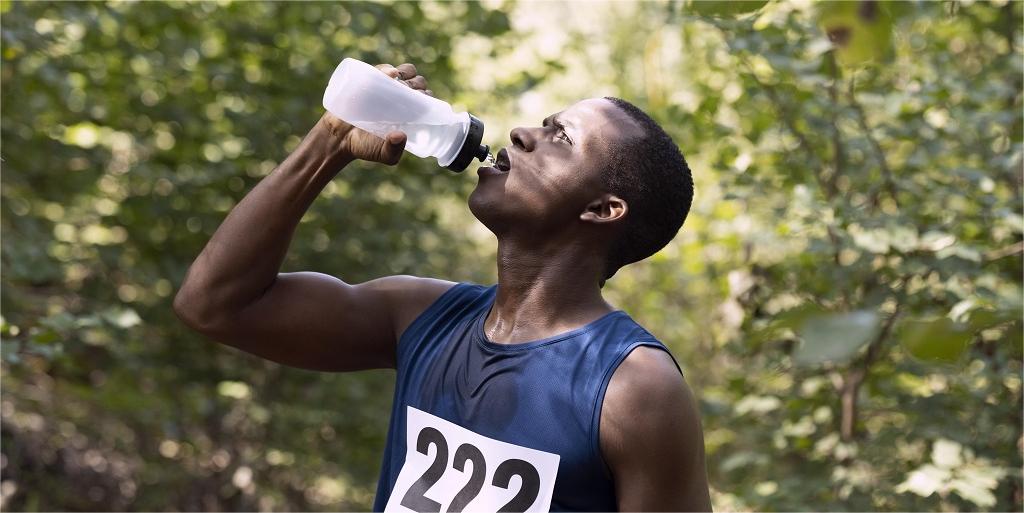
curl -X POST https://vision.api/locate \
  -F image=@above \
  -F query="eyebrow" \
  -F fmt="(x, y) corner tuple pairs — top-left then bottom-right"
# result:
(543, 114), (577, 131)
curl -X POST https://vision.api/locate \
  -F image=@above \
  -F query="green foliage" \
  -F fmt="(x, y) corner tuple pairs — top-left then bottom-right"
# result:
(685, 0), (768, 18)
(816, 0), (894, 67)
(653, 0), (1021, 510)
(898, 317), (972, 364)
(1, 0), (1021, 512)
(1, 1), (515, 510)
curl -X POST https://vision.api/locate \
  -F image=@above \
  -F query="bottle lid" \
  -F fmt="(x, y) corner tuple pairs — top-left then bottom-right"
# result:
(446, 114), (488, 172)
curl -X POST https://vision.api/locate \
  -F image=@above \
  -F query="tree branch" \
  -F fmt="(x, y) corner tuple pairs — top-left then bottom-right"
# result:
(840, 300), (902, 441)
(826, 51), (844, 200)
(985, 241), (1024, 261)
(847, 79), (900, 209)
(740, 58), (831, 196)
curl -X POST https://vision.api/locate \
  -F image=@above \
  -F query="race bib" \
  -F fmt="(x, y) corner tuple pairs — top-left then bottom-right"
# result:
(384, 406), (560, 513)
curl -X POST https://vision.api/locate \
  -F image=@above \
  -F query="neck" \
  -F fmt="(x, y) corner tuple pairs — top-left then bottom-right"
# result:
(484, 235), (614, 344)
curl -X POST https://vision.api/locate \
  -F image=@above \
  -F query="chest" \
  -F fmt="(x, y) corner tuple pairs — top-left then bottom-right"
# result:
(392, 338), (615, 511)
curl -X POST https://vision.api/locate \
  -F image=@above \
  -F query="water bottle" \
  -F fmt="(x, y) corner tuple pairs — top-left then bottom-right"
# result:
(322, 58), (490, 172)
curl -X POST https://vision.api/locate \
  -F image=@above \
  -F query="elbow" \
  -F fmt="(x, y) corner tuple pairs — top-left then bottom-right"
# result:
(173, 285), (226, 334)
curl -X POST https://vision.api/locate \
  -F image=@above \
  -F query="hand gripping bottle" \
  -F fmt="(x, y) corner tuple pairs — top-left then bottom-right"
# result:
(322, 58), (489, 172)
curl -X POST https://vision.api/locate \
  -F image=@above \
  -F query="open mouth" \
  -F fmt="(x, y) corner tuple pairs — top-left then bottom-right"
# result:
(494, 148), (512, 172)
(477, 148), (512, 177)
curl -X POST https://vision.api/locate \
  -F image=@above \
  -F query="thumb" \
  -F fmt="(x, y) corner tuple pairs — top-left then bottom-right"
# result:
(380, 131), (407, 165)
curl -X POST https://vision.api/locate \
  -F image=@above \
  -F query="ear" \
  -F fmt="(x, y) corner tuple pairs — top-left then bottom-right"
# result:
(580, 194), (628, 224)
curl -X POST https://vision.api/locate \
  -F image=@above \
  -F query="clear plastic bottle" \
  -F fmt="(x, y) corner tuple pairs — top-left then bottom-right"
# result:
(322, 58), (489, 172)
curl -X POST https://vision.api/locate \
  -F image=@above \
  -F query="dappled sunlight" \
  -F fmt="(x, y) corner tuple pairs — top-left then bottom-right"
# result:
(2, 0), (1021, 511)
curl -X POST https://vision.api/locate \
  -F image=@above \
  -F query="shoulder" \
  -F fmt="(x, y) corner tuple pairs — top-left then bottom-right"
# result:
(354, 275), (460, 339)
(599, 345), (712, 511)
(600, 345), (690, 443)
(356, 275), (459, 307)
(357, 274), (459, 297)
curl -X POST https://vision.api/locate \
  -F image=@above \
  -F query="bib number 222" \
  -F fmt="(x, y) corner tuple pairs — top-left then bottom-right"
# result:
(384, 407), (560, 513)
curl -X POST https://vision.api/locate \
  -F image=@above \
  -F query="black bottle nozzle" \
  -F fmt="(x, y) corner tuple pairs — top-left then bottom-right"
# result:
(446, 114), (486, 172)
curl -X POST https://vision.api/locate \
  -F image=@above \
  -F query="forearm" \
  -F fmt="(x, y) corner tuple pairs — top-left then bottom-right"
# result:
(175, 116), (353, 326)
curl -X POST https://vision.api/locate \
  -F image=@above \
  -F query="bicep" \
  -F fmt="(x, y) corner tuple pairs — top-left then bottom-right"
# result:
(600, 346), (713, 512)
(211, 272), (453, 372)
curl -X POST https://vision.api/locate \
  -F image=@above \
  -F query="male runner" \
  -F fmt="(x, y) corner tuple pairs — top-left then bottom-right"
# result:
(174, 62), (713, 512)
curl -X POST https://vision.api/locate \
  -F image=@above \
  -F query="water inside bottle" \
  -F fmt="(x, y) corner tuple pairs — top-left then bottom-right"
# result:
(354, 121), (462, 159)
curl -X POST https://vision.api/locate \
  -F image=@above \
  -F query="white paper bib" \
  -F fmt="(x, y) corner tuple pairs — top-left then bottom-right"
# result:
(384, 406), (560, 513)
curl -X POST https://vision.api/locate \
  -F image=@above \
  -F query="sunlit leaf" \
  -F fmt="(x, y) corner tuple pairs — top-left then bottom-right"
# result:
(951, 477), (998, 508)
(899, 317), (972, 364)
(931, 438), (963, 468)
(896, 463), (948, 497)
(816, 1), (893, 67)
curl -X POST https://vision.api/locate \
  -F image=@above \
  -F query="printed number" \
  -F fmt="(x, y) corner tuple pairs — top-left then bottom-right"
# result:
(400, 427), (447, 513)
(448, 444), (486, 513)
(400, 428), (542, 513)
(493, 459), (541, 512)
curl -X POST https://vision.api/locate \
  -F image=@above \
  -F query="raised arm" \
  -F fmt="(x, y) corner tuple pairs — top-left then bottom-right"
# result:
(173, 63), (454, 372)
(600, 346), (713, 511)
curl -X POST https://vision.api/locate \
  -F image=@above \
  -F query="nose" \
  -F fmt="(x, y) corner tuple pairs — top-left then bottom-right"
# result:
(510, 126), (538, 152)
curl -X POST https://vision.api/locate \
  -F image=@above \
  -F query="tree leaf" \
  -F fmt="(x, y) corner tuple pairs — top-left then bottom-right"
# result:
(686, 0), (769, 17)
(895, 464), (949, 497)
(898, 317), (972, 364)
(931, 438), (963, 468)
(815, 1), (894, 67)
(793, 310), (880, 365)
(950, 477), (997, 508)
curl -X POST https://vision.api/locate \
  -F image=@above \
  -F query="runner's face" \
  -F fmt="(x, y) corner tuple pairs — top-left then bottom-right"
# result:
(469, 98), (642, 236)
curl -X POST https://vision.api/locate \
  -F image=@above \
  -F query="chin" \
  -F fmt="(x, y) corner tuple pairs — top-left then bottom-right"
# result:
(468, 188), (498, 229)
(468, 188), (513, 237)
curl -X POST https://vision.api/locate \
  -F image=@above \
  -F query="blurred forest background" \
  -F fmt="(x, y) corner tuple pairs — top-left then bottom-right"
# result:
(1, 0), (1022, 511)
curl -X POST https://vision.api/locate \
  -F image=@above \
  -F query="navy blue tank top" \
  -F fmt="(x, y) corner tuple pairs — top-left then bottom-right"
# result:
(373, 282), (682, 512)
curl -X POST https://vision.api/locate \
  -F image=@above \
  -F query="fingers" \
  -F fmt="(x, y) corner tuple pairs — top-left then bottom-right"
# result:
(380, 131), (406, 165)
(405, 75), (428, 90)
(395, 63), (417, 79)
(395, 64), (429, 94)
(386, 131), (405, 145)
(375, 62), (431, 96)
(375, 63), (401, 79)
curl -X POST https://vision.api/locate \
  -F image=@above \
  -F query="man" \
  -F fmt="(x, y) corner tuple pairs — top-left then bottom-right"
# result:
(174, 62), (712, 512)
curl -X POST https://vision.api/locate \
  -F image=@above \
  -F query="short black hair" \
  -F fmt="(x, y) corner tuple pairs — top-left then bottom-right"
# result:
(599, 97), (693, 286)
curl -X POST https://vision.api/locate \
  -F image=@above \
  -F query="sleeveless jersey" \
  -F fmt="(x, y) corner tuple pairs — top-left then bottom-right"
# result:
(373, 282), (682, 512)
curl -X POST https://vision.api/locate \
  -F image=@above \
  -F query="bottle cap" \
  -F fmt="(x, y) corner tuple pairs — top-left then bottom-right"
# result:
(446, 114), (488, 172)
